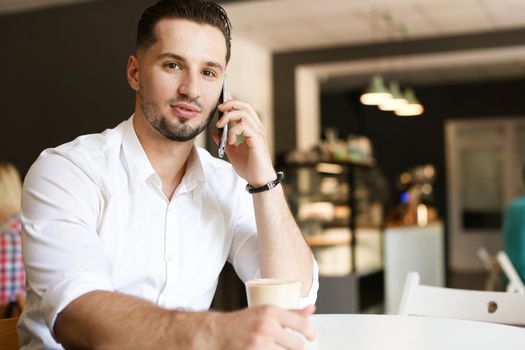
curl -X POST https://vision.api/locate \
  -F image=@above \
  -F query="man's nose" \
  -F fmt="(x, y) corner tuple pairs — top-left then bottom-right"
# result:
(178, 72), (200, 100)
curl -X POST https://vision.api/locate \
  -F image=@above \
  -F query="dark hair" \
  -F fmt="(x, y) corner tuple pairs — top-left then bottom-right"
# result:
(137, 0), (232, 63)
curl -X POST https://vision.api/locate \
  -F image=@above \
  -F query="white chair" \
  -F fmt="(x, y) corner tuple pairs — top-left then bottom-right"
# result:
(477, 247), (502, 291)
(477, 247), (492, 271)
(398, 272), (525, 326)
(497, 251), (525, 294)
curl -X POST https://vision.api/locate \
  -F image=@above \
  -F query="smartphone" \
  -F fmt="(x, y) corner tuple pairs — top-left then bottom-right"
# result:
(218, 78), (228, 158)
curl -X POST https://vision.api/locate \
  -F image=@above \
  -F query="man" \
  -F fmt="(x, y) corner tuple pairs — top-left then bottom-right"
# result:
(19, 1), (318, 349)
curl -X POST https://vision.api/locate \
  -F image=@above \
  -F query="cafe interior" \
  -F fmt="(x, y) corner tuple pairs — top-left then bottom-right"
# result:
(1, 0), (525, 348)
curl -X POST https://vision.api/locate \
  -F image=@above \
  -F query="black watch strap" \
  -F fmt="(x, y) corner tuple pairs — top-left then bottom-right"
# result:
(246, 171), (285, 194)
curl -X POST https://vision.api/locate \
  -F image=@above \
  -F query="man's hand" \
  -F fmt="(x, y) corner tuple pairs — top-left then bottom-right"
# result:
(212, 305), (316, 350)
(215, 99), (276, 187)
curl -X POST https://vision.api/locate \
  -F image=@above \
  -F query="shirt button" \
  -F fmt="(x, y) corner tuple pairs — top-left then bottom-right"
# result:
(166, 254), (174, 261)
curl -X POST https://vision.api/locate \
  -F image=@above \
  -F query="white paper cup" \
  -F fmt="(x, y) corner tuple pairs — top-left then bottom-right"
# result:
(245, 278), (301, 309)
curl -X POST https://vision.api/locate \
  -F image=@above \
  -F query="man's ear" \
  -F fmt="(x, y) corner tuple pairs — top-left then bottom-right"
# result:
(127, 55), (140, 91)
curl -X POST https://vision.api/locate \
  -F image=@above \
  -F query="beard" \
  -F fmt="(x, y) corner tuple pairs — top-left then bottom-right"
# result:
(139, 90), (215, 142)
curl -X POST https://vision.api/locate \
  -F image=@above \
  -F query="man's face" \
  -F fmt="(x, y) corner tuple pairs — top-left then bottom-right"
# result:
(132, 19), (227, 142)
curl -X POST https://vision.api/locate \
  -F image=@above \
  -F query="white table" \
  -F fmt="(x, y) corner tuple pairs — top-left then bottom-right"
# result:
(306, 314), (525, 350)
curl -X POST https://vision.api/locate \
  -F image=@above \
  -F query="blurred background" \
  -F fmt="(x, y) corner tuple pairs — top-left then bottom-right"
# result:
(1, 0), (525, 315)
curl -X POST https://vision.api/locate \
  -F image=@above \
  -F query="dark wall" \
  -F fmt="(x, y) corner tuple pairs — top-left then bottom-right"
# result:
(321, 78), (525, 224)
(0, 0), (154, 176)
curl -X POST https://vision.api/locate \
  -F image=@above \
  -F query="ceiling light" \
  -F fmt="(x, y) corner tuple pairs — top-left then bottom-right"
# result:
(379, 81), (407, 111)
(395, 88), (424, 116)
(359, 74), (392, 106)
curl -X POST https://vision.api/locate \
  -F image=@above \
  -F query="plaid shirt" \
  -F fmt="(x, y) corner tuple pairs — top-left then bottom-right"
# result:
(0, 215), (25, 304)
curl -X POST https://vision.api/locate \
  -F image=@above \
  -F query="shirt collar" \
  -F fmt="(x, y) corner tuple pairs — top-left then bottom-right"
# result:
(121, 115), (205, 196)
(177, 147), (206, 198)
(121, 115), (157, 192)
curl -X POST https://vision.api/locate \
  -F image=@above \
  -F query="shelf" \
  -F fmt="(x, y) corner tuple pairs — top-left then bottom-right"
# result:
(284, 160), (374, 169)
(287, 192), (349, 203)
(306, 235), (350, 246)
(353, 224), (383, 231)
(299, 219), (382, 230)
(299, 218), (348, 226)
(305, 227), (382, 247)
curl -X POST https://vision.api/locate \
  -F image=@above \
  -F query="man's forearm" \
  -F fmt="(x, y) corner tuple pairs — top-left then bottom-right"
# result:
(252, 185), (314, 296)
(54, 290), (316, 350)
(54, 290), (217, 349)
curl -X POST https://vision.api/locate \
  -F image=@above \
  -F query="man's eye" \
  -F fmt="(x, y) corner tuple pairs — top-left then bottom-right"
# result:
(203, 69), (216, 78)
(165, 63), (180, 70)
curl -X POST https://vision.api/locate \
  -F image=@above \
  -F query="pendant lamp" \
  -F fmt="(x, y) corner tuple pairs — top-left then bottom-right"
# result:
(359, 74), (392, 106)
(395, 88), (424, 116)
(379, 81), (407, 111)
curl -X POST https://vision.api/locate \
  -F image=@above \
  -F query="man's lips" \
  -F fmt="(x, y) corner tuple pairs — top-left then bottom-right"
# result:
(171, 103), (201, 118)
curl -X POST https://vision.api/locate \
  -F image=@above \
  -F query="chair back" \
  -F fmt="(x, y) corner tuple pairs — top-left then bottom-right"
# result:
(477, 247), (495, 272)
(477, 247), (503, 291)
(0, 317), (19, 350)
(497, 251), (525, 294)
(398, 272), (525, 326)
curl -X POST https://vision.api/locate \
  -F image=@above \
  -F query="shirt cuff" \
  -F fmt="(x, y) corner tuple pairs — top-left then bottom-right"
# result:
(298, 256), (319, 308)
(40, 272), (114, 341)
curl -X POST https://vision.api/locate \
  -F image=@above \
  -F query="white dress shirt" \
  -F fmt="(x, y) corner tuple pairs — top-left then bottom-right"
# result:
(19, 116), (319, 349)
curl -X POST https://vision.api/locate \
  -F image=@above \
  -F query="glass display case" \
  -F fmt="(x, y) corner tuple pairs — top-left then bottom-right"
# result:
(282, 161), (387, 313)
(282, 161), (385, 277)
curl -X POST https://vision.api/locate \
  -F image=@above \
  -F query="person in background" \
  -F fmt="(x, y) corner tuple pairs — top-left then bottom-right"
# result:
(19, 1), (318, 349)
(0, 161), (26, 317)
(502, 165), (525, 282)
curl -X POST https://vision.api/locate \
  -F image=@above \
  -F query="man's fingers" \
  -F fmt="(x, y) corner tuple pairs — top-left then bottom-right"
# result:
(218, 100), (254, 114)
(222, 100), (263, 128)
(228, 123), (244, 145)
(216, 110), (244, 128)
(216, 102), (263, 129)
(273, 328), (304, 350)
(296, 305), (316, 317)
(273, 308), (316, 342)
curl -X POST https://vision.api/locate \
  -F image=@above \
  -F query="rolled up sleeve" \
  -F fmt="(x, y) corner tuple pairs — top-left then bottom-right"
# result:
(299, 257), (319, 307)
(22, 151), (114, 338)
